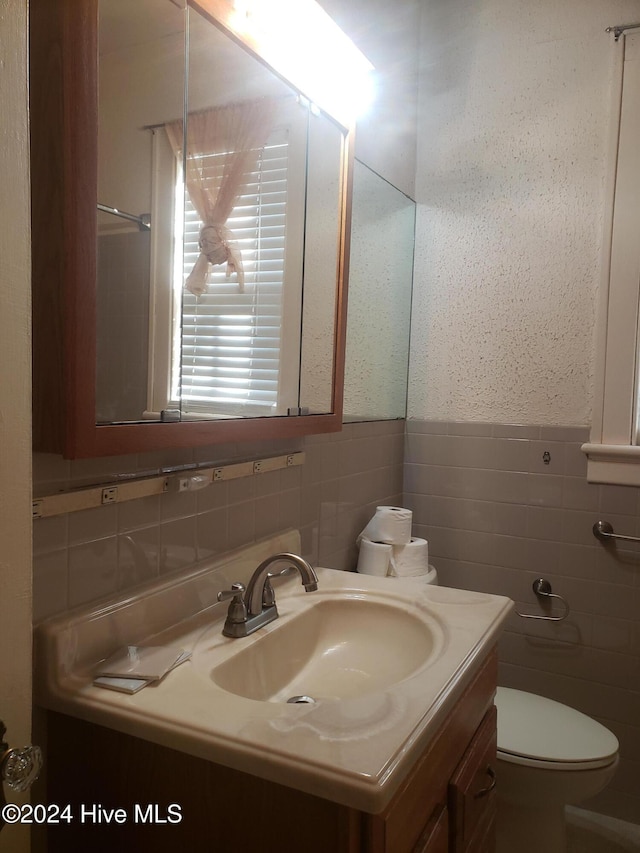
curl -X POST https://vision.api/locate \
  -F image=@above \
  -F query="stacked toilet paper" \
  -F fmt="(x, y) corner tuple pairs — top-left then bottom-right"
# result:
(356, 506), (434, 579)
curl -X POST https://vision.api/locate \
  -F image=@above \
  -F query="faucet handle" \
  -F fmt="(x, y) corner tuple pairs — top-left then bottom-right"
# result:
(263, 567), (294, 607)
(267, 566), (295, 579)
(218, 581), (245, 602)
(217, 583), (247, 625)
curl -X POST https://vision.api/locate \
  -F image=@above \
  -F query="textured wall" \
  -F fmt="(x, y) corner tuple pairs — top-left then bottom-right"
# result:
(409, 0), (640, 425)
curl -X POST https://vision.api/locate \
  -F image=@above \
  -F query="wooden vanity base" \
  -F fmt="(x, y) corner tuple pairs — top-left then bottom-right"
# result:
(45, 651), (497, 853)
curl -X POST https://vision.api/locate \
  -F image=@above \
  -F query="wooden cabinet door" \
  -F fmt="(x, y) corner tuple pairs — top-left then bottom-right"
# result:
(412, 805), (449, 853)
(448, 706), (497, 853)
(366, 652), (497, 853)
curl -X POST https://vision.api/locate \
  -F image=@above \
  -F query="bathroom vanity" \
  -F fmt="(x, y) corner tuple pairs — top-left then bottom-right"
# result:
(45, 651), (496, 852)
(35, 533), (511, 852)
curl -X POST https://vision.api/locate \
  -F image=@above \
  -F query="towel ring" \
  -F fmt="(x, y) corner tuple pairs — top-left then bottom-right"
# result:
(515, 578), (570, 622)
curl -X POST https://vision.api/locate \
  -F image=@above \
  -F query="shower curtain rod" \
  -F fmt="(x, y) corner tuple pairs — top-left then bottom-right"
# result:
(606, 22), (640, 41)
(97, 203), (151, 231)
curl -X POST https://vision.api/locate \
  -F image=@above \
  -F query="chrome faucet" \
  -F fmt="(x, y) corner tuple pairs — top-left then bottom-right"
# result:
(217, 553), (318, 638)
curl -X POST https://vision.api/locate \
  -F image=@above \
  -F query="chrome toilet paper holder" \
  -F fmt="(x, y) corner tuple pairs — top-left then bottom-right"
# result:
(515, 578), (570, 622)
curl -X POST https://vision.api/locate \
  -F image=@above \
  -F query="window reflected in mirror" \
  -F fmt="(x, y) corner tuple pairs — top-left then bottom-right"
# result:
(96, 0), (345, 427)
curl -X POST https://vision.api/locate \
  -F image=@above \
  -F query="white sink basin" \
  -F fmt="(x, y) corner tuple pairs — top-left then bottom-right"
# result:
(34, 531), (513, 813)
(196, 595), (444, 702)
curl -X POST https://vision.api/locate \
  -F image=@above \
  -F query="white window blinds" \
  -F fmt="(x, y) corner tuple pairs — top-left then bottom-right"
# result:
(174, 131), (291, 417)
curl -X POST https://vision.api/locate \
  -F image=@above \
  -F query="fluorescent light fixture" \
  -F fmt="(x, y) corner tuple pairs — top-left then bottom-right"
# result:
(231, 0), (375, 124)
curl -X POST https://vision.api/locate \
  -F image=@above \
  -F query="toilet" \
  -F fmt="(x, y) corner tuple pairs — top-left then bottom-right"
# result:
(415, 570), (620, 853)
(495, 687), (619, 853)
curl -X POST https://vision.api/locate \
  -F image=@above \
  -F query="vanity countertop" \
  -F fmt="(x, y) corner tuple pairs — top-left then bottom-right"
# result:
(35, 532), (513, 813)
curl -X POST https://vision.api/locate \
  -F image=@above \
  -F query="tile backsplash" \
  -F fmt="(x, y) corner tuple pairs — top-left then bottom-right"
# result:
(404, 420), (640, 825)
(32, 420), (404, 622)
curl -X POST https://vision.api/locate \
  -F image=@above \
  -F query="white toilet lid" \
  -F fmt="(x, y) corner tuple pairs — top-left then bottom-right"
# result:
(496, 687), (619, 768)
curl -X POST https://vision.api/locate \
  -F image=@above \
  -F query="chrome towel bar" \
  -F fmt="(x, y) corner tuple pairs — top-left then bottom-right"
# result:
(97, 203), (151, 231)
(515, 578), (570, 622)
(593, 520), (640, 544)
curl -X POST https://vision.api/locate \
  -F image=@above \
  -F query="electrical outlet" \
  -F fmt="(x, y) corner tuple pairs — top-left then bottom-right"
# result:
(286, 455), (295, 467)
(101, 487), (118, 504)
(213, 469), (224, 481)
(253, 461), (263, 473)
(32, 501), (43, 519)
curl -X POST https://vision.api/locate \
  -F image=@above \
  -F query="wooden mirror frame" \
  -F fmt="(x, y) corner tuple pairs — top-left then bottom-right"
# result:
(30, 0), (353, 459)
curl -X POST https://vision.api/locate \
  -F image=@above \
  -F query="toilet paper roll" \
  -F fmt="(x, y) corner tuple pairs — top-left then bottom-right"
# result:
(390, 538), (430, 577)
(356, 539), (393, 576)
(358, 506), (412, 546)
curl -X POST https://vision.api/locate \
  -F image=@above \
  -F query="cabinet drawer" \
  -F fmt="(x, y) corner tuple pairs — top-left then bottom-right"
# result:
(449, 706), (497, 853)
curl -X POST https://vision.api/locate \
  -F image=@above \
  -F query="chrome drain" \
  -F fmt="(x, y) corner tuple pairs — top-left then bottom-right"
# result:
(286, 695), (316, 704)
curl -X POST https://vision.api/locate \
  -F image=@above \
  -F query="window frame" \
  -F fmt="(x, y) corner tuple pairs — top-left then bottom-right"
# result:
(584, 32), (640, 484)
(147, 111), (308, 421)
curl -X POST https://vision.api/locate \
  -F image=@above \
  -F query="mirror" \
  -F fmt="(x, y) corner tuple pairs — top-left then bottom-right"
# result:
(343, 161), (415, 422)
(95, 0), (344, 426)
(30, 0), (353, 458)
(95, 0), (185, 425)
